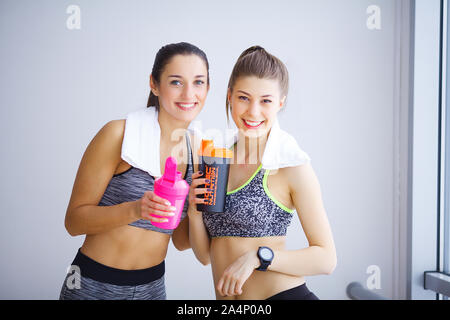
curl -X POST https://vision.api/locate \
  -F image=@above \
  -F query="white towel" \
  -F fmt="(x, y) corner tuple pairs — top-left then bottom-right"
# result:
(121, 108), (309, 176)
(226, 117), (311, 169)
(121, 107), (162, 177)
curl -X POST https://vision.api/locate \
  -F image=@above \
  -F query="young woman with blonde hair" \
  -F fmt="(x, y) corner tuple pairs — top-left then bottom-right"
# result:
(188, 46), (336, 300)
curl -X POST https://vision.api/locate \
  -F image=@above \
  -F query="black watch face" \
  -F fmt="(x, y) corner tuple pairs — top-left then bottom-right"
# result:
(260, 247), (273, 261)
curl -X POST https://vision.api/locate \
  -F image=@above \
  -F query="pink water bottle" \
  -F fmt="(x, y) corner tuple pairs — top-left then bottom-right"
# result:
(152, 156), (190, 230)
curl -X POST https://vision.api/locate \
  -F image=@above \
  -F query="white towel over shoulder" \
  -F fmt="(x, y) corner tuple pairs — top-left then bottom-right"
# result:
(226, 118), (311, 170)
(121, 107), (162, 177)
(121, 108), (309, 175)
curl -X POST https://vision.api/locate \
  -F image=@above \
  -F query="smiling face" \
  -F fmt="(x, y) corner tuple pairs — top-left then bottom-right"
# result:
(228, 76), (285, 138)
(151, 54), (209, 123)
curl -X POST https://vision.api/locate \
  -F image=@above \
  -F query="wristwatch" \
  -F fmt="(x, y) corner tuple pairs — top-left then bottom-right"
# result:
(256, 246), (274, 271)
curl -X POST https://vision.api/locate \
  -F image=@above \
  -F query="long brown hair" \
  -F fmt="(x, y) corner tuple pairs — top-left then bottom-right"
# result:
(226, 46), (289, 120)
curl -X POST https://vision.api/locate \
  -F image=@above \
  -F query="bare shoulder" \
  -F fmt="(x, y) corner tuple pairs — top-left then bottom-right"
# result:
(101, 119), (126, 141)
(80, 119), (126, 172)
(67, 119), (126, 209)
(89, 119), (126, 152)
(279, 162), (314, 179)
(280, 162), (321, 195)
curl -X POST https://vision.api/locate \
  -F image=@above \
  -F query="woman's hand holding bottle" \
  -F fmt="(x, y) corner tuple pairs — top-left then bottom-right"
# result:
(187, 171), (210, 219)
(135, 191), (176, 223)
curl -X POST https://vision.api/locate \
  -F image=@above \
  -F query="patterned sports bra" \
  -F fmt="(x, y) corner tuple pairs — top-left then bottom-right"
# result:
(97, 132), (193, 235)
(202, 164), (295, 238)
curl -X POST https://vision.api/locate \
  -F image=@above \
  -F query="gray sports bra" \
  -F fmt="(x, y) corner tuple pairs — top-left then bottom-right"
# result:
(98, 132), (193, 234)
(202, 164), (295, 238)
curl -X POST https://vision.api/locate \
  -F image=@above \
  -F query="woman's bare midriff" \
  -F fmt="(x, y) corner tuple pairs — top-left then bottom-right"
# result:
(81, 225), (171, 270)
(79, 160), (171, 270)
(210, 236), (305, 300)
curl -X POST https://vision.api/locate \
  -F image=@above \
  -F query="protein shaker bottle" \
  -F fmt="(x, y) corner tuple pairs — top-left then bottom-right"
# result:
(197, 139), (233, 213)
(153, 156), (190, 229)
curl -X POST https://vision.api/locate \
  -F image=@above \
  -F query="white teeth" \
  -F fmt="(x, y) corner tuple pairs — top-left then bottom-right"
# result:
(178, 103), (195, 109)
(244, 120), (264, 127)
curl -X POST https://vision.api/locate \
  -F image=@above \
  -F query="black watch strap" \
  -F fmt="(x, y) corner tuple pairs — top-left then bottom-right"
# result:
(256, 246), (273, 271)
(256, 260), (271, 271)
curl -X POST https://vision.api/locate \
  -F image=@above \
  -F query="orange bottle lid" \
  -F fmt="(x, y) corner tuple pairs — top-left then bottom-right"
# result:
(197, 139), (233, 158)
(198, 139), (214, 156)
(211, 148), (233, 159)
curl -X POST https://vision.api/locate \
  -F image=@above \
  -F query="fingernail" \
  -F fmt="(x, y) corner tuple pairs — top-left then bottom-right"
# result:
(207, 188), (214, 192)
(170, 206), (176, 211)
(165, 201), (171, 206)
(205, 179), (210, 183)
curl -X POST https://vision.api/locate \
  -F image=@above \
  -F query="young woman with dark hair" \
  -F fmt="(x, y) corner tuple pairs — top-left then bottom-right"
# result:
(60, 42), (210, 300)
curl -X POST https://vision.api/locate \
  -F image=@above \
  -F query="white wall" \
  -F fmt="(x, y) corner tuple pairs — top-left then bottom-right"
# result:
(0, 0), (406, 299)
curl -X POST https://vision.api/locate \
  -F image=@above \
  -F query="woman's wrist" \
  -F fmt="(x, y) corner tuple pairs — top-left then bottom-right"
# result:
(188, 204), (201, 217)
(131, 199), (141, 221)
(249, 250), (261, 269)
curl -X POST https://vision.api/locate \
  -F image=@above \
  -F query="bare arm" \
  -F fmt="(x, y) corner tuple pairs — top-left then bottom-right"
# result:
(171, 216), (190, 251)
(187, 170), (211, 265)
(188, 206), (211, 265)
(64, 120), (174, 236)
(268, 163), (337, 276)
(216, 162), (337, 297)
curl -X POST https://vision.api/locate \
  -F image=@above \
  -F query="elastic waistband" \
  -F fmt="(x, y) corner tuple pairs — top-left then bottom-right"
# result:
(266, 283), (312, 300)
(71, 249), (165, 286)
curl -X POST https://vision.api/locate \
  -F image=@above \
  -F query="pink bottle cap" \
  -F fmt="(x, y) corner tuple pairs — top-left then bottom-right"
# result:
(155, 157), (189, 197)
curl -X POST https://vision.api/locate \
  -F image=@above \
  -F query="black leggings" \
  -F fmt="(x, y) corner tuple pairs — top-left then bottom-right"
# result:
(266, 283), (319, 300)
